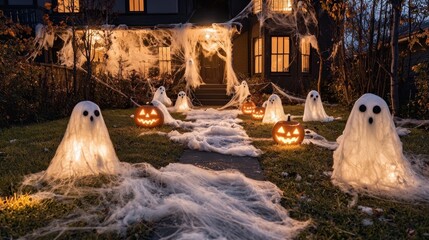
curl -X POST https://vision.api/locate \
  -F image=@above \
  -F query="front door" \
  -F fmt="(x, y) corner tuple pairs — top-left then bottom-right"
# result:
(199, 52), (225, 84)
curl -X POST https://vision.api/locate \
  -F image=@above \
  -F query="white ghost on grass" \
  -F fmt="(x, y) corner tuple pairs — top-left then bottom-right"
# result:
(152, 86), (172, 107)
(262, 94), (288, 123)
(152, 100), (180, 127)
(219, 81), (251, 109)
(303, 90), (334, 122)
(332, 93), (429, 201)
(172, 91), (193, 112)
(44, 101), (121, 180)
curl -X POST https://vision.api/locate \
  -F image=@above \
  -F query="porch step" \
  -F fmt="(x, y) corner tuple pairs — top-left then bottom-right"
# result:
(194, 84), (231, 106)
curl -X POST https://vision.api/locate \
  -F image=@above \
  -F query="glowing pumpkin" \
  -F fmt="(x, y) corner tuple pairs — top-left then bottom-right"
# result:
(134, 105), (164, 128)
(252, 107), (265, 120)
(241, 100), (256, 115)
(272, 116), (304, 145)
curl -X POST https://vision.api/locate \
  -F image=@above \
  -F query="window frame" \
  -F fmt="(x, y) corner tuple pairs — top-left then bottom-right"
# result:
(127, 0), (146, 13)
(253, 37), (263, 74)
(300, 38), (311, 73)
(158, 46), (172, 75)
(270, 0), (292, 13)
(57, 0), (80, 13)
(270, 36), (290, 73)
(253, 0), (262, 14)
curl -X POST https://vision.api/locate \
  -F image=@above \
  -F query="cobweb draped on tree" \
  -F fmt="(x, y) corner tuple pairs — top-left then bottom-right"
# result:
(332, 93), (429, 201)
(32, 0), (321, 98)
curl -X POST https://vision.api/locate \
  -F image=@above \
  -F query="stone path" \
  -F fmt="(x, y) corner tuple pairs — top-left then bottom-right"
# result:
(179, 149), (264, 180)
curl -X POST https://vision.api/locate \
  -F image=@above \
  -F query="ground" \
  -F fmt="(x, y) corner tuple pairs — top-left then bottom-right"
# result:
(0, 105), (428, 239)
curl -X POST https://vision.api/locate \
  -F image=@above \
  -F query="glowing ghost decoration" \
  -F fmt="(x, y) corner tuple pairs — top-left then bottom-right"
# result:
(234, 81), (251, 100)
(219, 81), (251, 110)
(262, 94), (287, 123)
(173, 91), (192, 112)
(152, 100), (179, 127)
(303, 90), (334, 122)
(252, 107), (265, 120)
(272, 116), (304, 145)
(332, 94), (429, 199)
(44, 101), (120, 180)
(134, 104), (164, 128)
(152, 86), (172, 107)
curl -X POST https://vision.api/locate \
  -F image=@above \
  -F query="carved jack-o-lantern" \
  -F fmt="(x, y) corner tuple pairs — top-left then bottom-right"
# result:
(252, 107), (265, 120)
(272, 116), (304, 145)
(241, 100), (256, 115)
(134, 105), (164, 128)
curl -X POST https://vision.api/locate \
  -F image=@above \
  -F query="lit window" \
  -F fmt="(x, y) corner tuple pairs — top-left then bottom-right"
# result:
(270, 0), (292, 13)
(159, 47), (171, 75)
(58, 0), (79, 13)
(254, 37), (263, 74)
(271, 36), (290, 73)
(301, 38), (311, 73)
(129, 0), (145, 12)
(253, 0), (262, 14)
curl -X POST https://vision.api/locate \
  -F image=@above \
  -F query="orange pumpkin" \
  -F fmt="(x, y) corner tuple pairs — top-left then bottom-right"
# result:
(134, 105), (164, 128)
(272, 116), (304, 145)
(252, 107), (265, 120)
(241, 100), (256, 115)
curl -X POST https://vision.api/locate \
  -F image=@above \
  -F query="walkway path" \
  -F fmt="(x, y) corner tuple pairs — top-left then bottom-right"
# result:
(172, 108), (265, 180)
(179, 149), (264, 180)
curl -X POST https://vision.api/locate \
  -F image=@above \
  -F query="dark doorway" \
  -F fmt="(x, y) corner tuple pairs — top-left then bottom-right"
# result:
(199, 53), (225, 84)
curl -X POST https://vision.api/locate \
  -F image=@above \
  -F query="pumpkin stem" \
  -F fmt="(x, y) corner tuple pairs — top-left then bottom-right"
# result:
(287, 114), (291, 121)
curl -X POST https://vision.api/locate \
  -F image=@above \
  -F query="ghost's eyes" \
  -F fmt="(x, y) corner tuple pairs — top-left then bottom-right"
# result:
(373, 105), (381, 114)
(83, 111), (89, 116)
(359, 104), (366, 112)
(316, 95), (319, 98)
(310, 94), (313, 98)
(94, 110), (100, 117)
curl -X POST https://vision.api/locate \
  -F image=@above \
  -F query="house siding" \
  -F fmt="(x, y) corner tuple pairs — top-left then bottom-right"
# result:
(232, 32), (249, 77)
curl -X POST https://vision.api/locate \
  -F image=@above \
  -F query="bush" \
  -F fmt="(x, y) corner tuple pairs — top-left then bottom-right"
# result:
(409, 62), (429, 118)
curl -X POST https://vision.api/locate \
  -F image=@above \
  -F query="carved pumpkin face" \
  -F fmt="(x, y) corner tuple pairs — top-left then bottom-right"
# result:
(241, 101), (256, 115)
(252, 107), (265, 120)
(134, 105), (164, 128)
(272, 119), (304, 145)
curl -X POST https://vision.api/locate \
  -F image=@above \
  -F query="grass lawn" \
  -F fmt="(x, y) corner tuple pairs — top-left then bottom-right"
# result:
(1, 105), (428, 239)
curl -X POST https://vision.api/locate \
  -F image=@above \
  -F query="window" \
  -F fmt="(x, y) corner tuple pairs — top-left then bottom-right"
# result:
(301, 38), (311, 73)
(253, 0), (262, 14)
(254, 37), (263, 74)
(57, 0), (79, 13)
(147, 0), (178, 13)
(271, 36), (290, 73)
(270, 0), (292, 13)
(159, 47), (171, 75)
(129, 0), (145, 12)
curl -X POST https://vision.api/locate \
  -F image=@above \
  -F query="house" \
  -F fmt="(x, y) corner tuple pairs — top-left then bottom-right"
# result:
(0, 0), (41, 27)
(1, 0), (332, 104)
(397, 21), (429, 103)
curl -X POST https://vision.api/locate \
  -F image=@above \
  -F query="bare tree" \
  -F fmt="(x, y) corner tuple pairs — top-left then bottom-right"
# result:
(389, 0), (404, 116)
